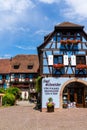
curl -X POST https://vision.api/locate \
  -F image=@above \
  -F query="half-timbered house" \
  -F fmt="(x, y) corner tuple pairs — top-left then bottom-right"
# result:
(0, 55), (39, 101)
(37, 22), (87, 110)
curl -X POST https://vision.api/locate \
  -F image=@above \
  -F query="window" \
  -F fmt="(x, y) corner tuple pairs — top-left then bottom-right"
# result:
(29, 74), (33, 79)
(25, 74), (29, 78)
(15, 74), (20, 78)
(76, 56), (86, 64)
(28, 65), (33, 69)
(54, 55), (63, 64)
(14, 65), (19, 69)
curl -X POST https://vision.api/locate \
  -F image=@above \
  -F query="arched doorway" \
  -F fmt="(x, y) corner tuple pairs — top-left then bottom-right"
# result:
(60, 79), (87, 108)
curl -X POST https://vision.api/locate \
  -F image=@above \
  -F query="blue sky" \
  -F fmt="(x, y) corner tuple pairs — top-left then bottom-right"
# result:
(0, 0), (87, 58)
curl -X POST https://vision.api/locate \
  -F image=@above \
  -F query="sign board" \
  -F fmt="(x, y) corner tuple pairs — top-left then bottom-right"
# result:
(63, 55), (68, 65)
(71, 55), (76, 66)
(48, 55), (53, 65)
(42, 78), (61, 108)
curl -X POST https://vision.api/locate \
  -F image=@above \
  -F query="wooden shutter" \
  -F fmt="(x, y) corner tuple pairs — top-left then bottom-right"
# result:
(48, 55), (53, 65)
(63, 55), (68, 65)
(71, 55), (76, 66)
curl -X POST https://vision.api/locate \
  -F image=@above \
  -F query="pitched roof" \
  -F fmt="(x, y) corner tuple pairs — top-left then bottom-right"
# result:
(55, 22), (84, 28)
(11, 55), (39, 73)
(37, 21), (84, 50)
(0, 59), (11, 74)
(37, 31), (56, 49)
(0, 55), (39, 74)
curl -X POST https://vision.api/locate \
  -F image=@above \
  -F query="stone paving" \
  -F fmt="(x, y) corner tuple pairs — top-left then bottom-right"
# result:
(0, 101), (87, 130)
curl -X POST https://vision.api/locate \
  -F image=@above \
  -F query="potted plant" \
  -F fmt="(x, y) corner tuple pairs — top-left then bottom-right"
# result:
(46, 97), (55, 112)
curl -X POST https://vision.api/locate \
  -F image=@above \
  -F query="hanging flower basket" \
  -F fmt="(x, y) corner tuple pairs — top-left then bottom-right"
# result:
(76, 64), (87, 69)
(53, 63), (64, 69)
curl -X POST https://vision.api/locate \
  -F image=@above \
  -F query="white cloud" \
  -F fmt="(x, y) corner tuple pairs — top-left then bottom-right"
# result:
(38, 0), (60, 4)
(0, 0), (52, 33)
(63, 0), (87, 20)
(0, 54), (11, 59)
(35, 29), (50, 35)
(6, 26), (30, 33)
(0, 0), (35, 30)
(15, 45), (36, 50)
(0, 0), (35, 12)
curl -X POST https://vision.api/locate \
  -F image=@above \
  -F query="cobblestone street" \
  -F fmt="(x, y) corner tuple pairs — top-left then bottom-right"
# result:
(0, 101), (87, 130)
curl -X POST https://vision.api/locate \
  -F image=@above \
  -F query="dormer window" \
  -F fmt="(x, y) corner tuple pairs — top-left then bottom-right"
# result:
(14, 65), (19, 69)
(28, 65), (33, 69)
(13, 62), (20, 69)
(27, 63), (33, 69)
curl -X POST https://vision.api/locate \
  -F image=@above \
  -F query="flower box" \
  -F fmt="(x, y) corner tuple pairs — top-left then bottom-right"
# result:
(25, 78), (29, 81)
(76, 64), (87, 69)
(72, 40), (81, 44)
(60, 40), (66, 44)
(66, 39), (72, 44)
(60, 39), (81, 45)
(53, 64), (64, 69)
(15, 78), (19, 81)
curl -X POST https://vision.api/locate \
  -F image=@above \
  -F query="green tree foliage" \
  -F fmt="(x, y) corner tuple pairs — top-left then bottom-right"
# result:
(6, 87), (21, 99)
(35, 76), (42, 93)
(0, 88), (5, 93)
(0, 87), (21, 106)
(2, 93), (15, 106)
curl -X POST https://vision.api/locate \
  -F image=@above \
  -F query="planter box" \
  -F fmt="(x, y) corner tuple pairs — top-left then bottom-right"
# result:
(47, 106), (54, 112)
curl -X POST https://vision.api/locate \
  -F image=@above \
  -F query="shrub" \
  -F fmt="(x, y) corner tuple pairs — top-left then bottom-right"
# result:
(0, 88), (5, 93)
(6, 87), (21, 99)
(2, 93), (15, 106)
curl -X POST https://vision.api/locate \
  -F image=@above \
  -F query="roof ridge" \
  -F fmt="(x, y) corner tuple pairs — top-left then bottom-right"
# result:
(55, 21), (84, 27)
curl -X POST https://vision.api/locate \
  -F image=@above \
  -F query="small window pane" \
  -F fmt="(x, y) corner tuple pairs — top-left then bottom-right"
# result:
(14, 65), (19, 69)
(28, 65), (33, 69)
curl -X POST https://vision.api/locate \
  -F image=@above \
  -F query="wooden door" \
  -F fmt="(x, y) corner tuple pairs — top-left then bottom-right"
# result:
(68, 87), (84, 107)
(76, 88), (84, 107)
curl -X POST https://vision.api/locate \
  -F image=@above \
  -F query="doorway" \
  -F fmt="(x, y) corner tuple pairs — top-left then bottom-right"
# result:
(63, 82), (85, 107)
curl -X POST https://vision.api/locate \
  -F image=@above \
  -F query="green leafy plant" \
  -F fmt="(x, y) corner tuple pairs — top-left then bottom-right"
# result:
(6, 87), (21, 99)
(2, 93), (15, 106)
(46, 97), (55, 107)
(35, 76), (42, 93)
(0, 88), (5, 93)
